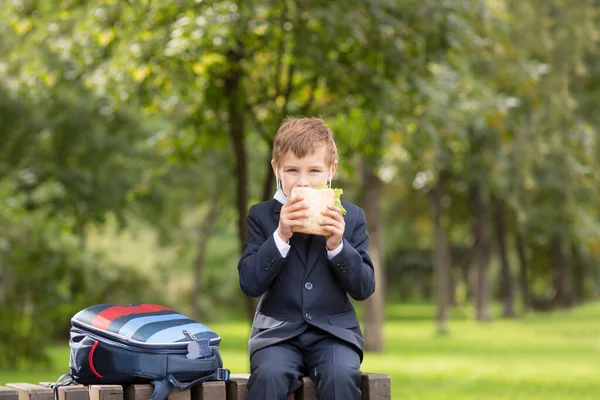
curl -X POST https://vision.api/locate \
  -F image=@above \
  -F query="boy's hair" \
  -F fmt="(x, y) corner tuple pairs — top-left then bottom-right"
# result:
(272, 116), (338, 168)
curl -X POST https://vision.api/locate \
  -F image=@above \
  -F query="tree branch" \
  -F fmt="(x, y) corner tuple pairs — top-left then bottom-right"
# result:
(273, 1), (289, 97)
(299, 74), (319, 115)
(248, 109), (272, 144)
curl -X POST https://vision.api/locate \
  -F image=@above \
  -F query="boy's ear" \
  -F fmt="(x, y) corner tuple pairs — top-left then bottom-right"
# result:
(330, 161), (339, 179)
(271, 159), (277, 176)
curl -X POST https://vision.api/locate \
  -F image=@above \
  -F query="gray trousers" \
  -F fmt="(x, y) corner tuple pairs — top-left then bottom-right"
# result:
(246, 326), (361, 400)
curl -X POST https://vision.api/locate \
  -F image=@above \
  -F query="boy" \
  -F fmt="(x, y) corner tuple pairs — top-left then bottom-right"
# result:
(237, 117), (375, 400)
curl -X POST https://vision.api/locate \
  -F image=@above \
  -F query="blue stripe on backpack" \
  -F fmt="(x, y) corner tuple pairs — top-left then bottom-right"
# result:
(51, 303), (229, 400)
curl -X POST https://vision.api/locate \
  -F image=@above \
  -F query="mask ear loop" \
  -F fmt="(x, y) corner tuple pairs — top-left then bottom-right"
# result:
(328, 167), (333, 189)
(276, 170), (281, 191)
(276, 169), (289, 197)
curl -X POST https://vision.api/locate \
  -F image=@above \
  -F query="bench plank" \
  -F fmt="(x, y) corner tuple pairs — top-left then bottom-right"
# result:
(360, 373), (391, 400)
(190, 382), (225, 400)
(220, 372), (391, 399)
(165, 389), (189, 400)
(57, 386), (89, 400)
(6, 370), (391, 400)
(89, 385), (123, 400)
(125, 384), (153, 400)
(5, 384), (53, 400)
(294, 376), (317, 400)
(124, 384), (193, 400)
(225, 374), (248, 400)
(0, 386), (19, 400)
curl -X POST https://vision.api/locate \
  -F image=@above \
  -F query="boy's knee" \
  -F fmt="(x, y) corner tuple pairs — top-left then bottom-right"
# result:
(252, 362), (289, 380)
(318, 363), (361, 386)
(248, 362), (302, 397)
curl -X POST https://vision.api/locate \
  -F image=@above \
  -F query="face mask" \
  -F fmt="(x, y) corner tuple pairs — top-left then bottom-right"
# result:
(272, 167), (334, 205)
(273, 170), (288, 205)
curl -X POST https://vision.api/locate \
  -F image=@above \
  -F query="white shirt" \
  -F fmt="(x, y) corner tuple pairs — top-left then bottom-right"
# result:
(273, 231), (343, 259)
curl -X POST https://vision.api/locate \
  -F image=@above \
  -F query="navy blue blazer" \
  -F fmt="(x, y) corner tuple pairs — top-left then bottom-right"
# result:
(238, 198), (375, 360)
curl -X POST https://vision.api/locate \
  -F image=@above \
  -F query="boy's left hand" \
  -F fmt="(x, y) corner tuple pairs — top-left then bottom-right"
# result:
(320, 204), (345, 251)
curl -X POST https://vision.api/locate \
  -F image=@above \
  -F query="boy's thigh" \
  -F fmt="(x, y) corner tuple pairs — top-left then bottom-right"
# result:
(250, 342), (306, 377)
(305, 338), (361, 376)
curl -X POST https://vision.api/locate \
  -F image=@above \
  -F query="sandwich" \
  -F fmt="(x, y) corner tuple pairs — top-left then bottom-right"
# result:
(291, 185), (347, 236)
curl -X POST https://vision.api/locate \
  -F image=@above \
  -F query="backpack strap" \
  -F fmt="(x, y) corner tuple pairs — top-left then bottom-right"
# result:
(149, 369), (230, 400)
(47, 373), (74, 400)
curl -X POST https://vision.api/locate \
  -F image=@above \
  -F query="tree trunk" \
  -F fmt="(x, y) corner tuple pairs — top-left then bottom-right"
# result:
(429, 172), (452, 335)
(571, 243), (585, 303)
(461, 259), (471, 302)
(469, 184), (492, 321)
(225, 45), (259, 319)
(361, 162), (385, 352)
(550, 234), (570, 307)
(514, 227), (531, 312)
(262, 140), (276, 202)
(0, 260), (5, 309)
(192, 189), (223, 320)
(493, 197), (515, 318)
(448, 266), (456, 306)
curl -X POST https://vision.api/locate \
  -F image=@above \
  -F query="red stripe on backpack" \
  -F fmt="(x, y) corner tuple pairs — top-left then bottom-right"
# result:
(92, 304), (171, 330)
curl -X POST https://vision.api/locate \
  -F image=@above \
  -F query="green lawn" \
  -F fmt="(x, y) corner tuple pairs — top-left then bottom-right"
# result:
(2, 302), (599, 399)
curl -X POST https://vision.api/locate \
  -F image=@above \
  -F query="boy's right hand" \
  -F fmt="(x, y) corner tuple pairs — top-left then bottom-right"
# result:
(277, 195), (309, 243)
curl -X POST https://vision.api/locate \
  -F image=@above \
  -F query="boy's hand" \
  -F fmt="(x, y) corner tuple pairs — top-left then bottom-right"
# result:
(320, 204), (345, 250)
(277, 195), (309, 243)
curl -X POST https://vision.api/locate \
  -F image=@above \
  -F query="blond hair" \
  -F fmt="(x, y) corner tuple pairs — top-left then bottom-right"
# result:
(272, 116), (338, 168)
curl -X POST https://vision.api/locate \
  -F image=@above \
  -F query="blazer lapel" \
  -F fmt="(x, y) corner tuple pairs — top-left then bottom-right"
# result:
(305, 234), (326, 278)
(273, 201), (307, 266)
(272, 200), (282, 224)
(290, 234), (308, 266)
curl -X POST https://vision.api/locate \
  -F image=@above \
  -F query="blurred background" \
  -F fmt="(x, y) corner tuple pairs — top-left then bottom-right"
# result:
(1, 0), (599, 398)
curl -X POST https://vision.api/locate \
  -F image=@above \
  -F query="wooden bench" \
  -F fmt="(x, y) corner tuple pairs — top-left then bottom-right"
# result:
(1, 373), (390, 400)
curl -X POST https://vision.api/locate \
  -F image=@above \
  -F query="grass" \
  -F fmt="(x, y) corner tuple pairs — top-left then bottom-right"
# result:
(2, 302), (599, 399)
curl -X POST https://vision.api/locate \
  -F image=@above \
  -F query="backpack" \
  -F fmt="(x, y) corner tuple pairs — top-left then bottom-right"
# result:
(55, 303), (230, 400)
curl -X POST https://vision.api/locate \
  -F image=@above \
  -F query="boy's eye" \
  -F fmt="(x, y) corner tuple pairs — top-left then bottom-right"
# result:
(286, 169), (296, 172)
(311, 169), (321, 173)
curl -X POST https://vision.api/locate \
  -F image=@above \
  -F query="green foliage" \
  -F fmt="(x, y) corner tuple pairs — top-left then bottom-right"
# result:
(1, 0), (600, 366)
(0, 183), (161, 368)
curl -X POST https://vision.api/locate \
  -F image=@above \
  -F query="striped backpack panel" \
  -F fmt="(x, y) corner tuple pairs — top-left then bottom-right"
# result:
(65, 303), (229, 400)
(71, 303), (220, 347)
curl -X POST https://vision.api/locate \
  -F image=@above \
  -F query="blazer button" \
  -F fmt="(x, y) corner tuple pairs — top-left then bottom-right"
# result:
(304, 282), (313, 290)
(305, 312), (313, 321)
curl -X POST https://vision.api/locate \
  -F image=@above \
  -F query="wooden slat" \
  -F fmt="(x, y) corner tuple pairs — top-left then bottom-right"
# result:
(294, 377), (317, 400)
(190, 382), (225, 400)
(57, 386), (89, 400)
(0, 386), (19, 400)
(360, 373), (391, 400)
(124, 385), (153, 400)
(89, 385), (123, 400)
(224, 374), (248, 400)
(165, 389), (189, 400)
(124, 384), (192, 400)
(6, 384), (53, 400)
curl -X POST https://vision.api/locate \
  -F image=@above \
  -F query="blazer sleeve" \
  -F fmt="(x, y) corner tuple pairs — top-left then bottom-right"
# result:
(328, 207), (376, 301)
(237, 205), (287, 297)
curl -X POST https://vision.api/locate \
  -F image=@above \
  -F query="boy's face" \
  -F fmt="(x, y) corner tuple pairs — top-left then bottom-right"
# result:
(271, 146), (338, 197)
